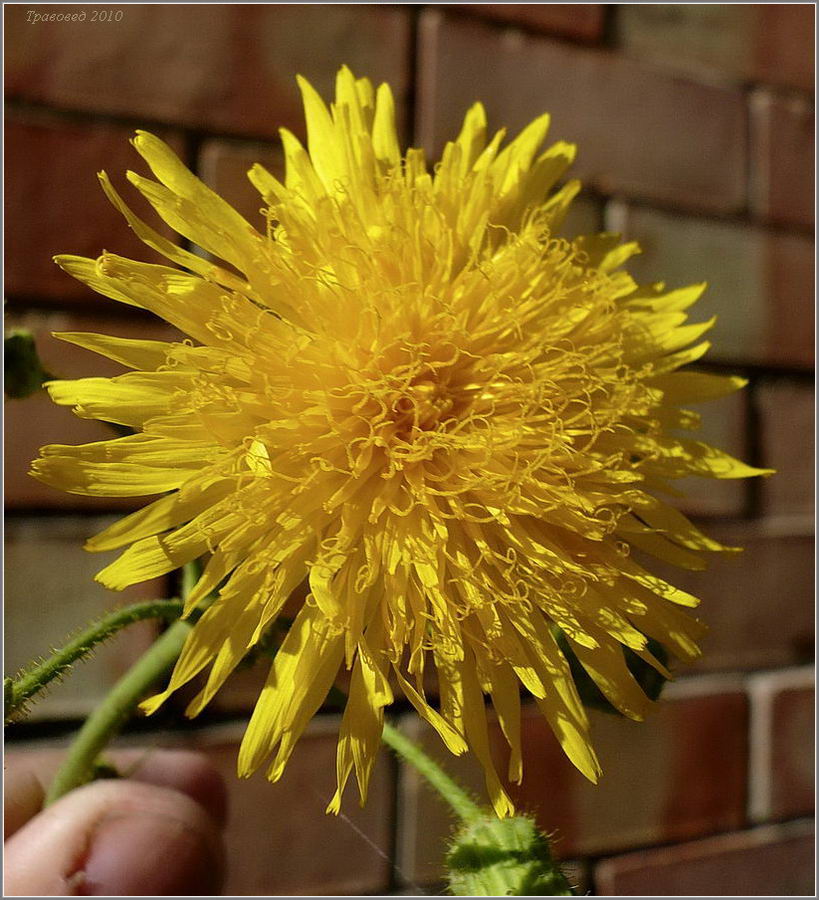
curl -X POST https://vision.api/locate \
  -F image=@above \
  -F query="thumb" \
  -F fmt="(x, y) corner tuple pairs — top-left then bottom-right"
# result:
(4, 778), (225, 896)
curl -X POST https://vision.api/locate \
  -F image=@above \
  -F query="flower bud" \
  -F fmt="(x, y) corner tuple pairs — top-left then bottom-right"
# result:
(447, 813), (574, 896)
(4, 330), (52, 399)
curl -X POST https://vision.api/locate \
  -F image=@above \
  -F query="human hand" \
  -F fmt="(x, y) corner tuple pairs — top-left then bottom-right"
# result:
(4, 748), (227, 896)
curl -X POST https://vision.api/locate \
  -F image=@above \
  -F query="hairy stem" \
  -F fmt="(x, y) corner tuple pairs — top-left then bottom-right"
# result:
(381, 721), (482, 823)
(44, 618), (191, 805)
(5, 599), (185, 723)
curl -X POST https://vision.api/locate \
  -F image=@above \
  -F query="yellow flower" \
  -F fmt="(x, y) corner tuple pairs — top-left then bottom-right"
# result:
(32, 67), (770, 817)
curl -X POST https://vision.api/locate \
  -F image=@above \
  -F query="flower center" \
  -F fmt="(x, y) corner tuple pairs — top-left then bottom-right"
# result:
(392, 379), (454, 433)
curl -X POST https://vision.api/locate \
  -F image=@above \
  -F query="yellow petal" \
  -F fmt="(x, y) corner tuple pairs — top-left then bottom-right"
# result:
(460, 648), (515, 818)
(44, 371), (192, 427)
(393, 666), (468, 756)
(487, 662), (523, 784)
(372, 82), (401, 170)
(98, 170), (250, 294)
(651, 371), (747, 403)
(237, 603), (344, 779)
(569, 628), (651, 721)
(53, 331), (172, 371)
(296, 74), (345, 191)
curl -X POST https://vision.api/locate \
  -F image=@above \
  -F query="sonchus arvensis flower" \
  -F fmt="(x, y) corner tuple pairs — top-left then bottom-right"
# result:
(32, 66), (770, 817)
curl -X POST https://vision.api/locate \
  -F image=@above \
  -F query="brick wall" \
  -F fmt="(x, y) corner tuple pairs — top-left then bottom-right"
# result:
(5, 5), (814, 895)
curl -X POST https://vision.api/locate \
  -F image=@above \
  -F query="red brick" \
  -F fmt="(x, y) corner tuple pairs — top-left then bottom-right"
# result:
(5, 111), (182, 304)
(757, 381), (815, 519)
(608, 203), (815, 368)
(766, 231), (815, 369)
(769, 679), (815, 821)
(616, 5), (758, 85)
(4, 516), (166, 720)
(617, 5), (815, 93)
(594, 821), (815, 896)
(397, 681), (749, 882)
(198, 139), (284, 227)
(5, 5), (411, 140)
(750, 667), (815, 822)
(459, 5), (604, 42)
(750, 90), (815, 229)
(6, 720), (395, 896)
(202, 722), (394, 895)
(651, 520), (814, 673)
(5, 311), (181, 510)
(417, 11), (747, 215)
(754, 5), (816, 94)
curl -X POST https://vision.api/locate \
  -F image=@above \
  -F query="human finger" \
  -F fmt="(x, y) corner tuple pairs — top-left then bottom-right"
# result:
(4, 778), (225, 896)
(3, 768), (44, 839)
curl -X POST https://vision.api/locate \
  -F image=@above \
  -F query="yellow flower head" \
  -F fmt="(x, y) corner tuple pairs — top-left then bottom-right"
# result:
(33, 67), (770, 817)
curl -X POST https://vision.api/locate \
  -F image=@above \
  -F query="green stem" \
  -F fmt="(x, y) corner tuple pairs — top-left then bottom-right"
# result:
(45, 619), (191, 805)
(5, 599), (185, 723)
(381, 721), (482, 823)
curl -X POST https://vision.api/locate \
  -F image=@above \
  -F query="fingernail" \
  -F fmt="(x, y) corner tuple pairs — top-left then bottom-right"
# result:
(78, 812), (224, 896)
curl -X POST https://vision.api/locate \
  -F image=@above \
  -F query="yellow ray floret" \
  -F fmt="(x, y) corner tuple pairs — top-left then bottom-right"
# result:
(31, 65), (773, 818)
